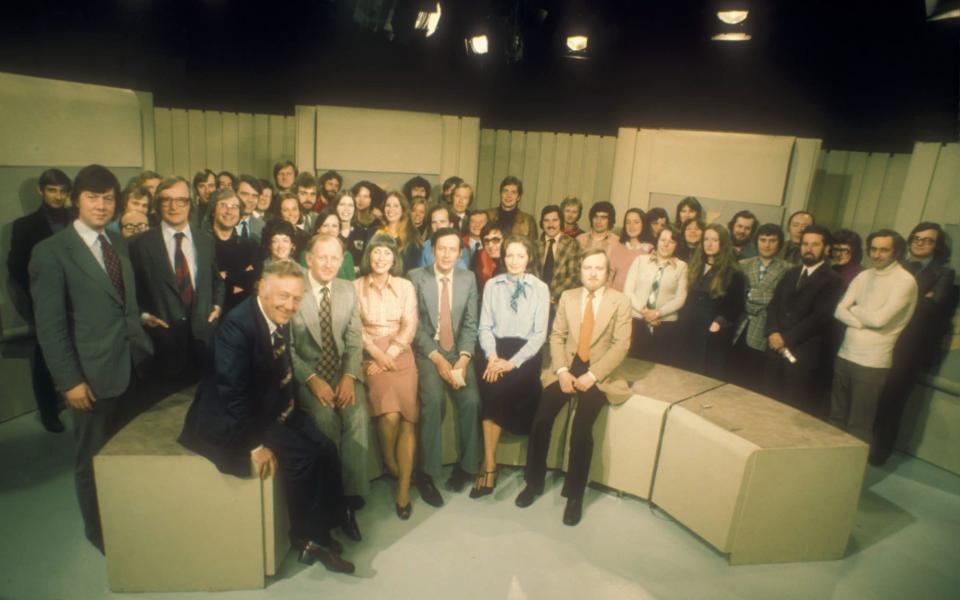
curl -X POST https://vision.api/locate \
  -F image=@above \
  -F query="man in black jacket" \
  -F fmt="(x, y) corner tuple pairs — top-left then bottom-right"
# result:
(7, 168), (72, 432)
(763, 225), (845, 416)
(179, 260), (354, 574)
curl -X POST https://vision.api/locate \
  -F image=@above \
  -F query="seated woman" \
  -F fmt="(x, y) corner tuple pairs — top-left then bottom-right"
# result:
(471, 222), (505, 294)
(261, 220), (301, 266)
(608, 208), (654, 291)
(623, 225), (688, 363)
(274, 192), (311, 258)
(677, 224), (745, 379)
(674, 218), (704, 263)
(315, 206), (356, 280)
(374, 190), (423, 273)
(354, 235), (420, 519)
(474, 235), (550, 498)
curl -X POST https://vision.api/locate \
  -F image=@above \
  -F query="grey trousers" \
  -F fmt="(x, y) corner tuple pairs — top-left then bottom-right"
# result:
(829, 357), (889, 443)
(415, 350), (481, 482)
(299, 384), (370, 497)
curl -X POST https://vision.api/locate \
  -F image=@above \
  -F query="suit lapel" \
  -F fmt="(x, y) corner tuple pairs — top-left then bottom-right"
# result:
(423, 267), (440, 331)
(146, 228), (180, 296)
(299, 276), (326, 349)
(330, 279), (348, 354)
(192, 225), (209, 295)
(452, 268), (467, 327)
(591, 290), (615, 346)
(64, 227), (123, 305)
(568, 290), (583, 349)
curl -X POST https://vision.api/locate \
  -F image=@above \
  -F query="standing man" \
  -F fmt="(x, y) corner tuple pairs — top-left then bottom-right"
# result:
(485, 175), (538, 242)
(317, 170), (343, 211)
(762, 225), (844, 415)
(29, 164), (153, 550)
(831, 230), (917, 444)
(293, 172), (320, 229)
(576, 201), (618, 255)
(209, 189), (260, 315)
(782, 210), (815, 265)
(273, 160), (297, 194)
(419, 205), (469, 269)
(728, 210), (758, 258)
(235, 175), (266, 243)
(537, 205), (582, 312)
(731, 223), (789, 391)
(449, 182), (474, 230)
(291, 234), (369, 541)
(8, 168), (73, 432)
(179, 260), (355, 574)
(129, 177), (224, 390)
(409, 228), (482, 505)
(560, 196), (584, 238)
(515, 249), (631, 526)
(192, 169), (217, 212)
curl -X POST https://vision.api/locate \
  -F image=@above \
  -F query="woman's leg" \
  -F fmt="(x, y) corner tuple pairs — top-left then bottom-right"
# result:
(377, 412), (401, 478)
(481, 418), (502, 473)
(396, 418), (416, 507)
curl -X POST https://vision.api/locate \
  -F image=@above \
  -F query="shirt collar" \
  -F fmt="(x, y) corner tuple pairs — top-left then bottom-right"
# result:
(161, 220), (191, 241)
(582, 285), (605, 303)
(256, 296), (278, 336)
(434, 265), (455, 282)
(307, 271), (332, 297)
(73, 219), (105, 248)
(803, 260), (825, 275)
(649, 254), (676, 267)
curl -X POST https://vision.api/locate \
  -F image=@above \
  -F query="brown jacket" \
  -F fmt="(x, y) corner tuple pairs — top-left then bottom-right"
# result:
(485, 207), (538, 242)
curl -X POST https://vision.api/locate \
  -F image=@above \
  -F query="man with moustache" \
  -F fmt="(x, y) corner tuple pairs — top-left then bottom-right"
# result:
(728, 210), (759, 258)
(179, 260), (355, 574)
(293, 172), (320, 229)
(317, 170), (343, 211)
(537, 205), (582, 312)
(763, 225), (845, 415)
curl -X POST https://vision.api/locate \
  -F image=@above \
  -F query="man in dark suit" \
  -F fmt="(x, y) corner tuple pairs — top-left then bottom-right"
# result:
(7, 168), (73, 432)
(129, 177), (224, 390)
(409, 228), (482, 506)
(29, 165), (153, 550)
(235, 175), (266, 243)
(179, 259), (354, 574)
(763, 225), (845, 416)
(209, 188), (260, 315)
(872, 222), (958, 465)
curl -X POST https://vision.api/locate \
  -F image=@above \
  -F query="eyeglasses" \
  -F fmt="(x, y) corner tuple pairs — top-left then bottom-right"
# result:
(121, 223), (148, 232)
(910, 236), (936, 246)
(832, 247), (851, 255)
(160, 197), (190, 208)
(219, 203), (241, 212)
(483, 236), (502, 244)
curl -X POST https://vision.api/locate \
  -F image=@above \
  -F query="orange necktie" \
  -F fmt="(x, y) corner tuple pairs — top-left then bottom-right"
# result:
(577, 291), (595, 362)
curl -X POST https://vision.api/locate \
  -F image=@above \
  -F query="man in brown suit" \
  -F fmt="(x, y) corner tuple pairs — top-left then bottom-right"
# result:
(485, 175), (538, 242)
(515, 248), (631, 526)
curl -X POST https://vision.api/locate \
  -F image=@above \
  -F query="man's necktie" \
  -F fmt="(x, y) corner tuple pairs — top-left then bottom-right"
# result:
(646, 265), (665, 334)
(577, 291), (595, 362)
(240, 220), (249, 239)
(174, 232), (194, 306)
(98, 234), (125, 302)
(438, 276), (455, 352)
(272, 326), (294, 391)
(797, 268), (809, 290)
(758, 263), (768, 282)
(542, 238), (555, 285)
(316, 286), (340, 383)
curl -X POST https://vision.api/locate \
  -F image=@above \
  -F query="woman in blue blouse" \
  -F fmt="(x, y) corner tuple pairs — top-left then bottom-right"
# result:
(472, 235), (550, 498)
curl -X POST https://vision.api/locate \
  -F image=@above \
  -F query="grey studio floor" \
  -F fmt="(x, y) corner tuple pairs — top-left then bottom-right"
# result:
(1, 410), (959, 600)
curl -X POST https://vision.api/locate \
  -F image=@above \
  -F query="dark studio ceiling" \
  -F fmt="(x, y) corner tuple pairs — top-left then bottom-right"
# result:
(1, 0), (957, 153)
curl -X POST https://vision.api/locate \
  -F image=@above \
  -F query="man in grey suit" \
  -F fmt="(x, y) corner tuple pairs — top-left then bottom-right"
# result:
(129, 177), (223, 389)
(291, 233), (368, 541)
(235, 175), (266, 243)
(409, 227), (481, 506)
(29, 165), (153, 551)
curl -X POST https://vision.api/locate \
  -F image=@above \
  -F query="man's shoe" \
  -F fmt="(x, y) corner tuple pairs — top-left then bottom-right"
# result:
(293, 535), (342, 558)
(302, 541), (355, 574)
(446, 465), (473, 492)
(348, 495), (366, 511)
(41, 414), (65, 433)
(563, 497), (583, 526)
(341, 508), (362, 542)
(415, 472), (444, 507)
(514, 485), (542, 508)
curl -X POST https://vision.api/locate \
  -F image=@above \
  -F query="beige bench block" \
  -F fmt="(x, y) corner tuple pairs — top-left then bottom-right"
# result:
(896, 383), (960, 476)
(652, 384), (868, 565)
(95, 394), (288, 592)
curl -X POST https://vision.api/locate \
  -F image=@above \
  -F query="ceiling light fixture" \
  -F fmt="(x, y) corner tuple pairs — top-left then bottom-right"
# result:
(414, 3), (442, 37)
(712, 32), (752, 41)
(566, 35), (588, 52)
(465, 35), (489, 55)
(717, 10), (749, 24)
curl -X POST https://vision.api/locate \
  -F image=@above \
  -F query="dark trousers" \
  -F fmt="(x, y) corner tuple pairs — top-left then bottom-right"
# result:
(149, 317), (205, 394)
(729, 336), (765, 393)
(872, 341), (922, 461)
(763, 350), (830, 418)
(31, 341), (59, 420)
(264, 411), (346, 543)
(629, 318), (678, 366)
(525, 355), (606, 501)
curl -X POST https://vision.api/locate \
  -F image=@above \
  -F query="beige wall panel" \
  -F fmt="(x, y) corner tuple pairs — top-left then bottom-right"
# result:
(295, 105), (316, 175)
(492, 130), (512, 192)
(581, 135), (601, 204)
(647, 130), (794, 206)
(314, 106), (442, 174)
(627, 130), (657, 211)
(566, 135), (586, 200)
(850, 153), (890, 239)
(894, 142), (940, 234)
(596, 136), (617, 207)
(137, 91), (156, 171)
(440, 115), (461, 179)
(187, 110), (205, 176)
(221, 113), (239, 175)
(520, 132), (542, 209)
(252, 114), (269, 177)
(839, 152), (868, 228)
(610, 127), (638, 208)
(550, 134), (571, 202)
(237, 113), (256, 176)
(535, 133), (557, 212)
(154, 108), (174, 177)
(204, 111), (223, 172)
(508, 130), (526, 176)
(873, 153), (910, 230)
(813, 150), (850, 229)
(458, 117), (481, 187)
(0, 72), (142, 167)
(169, 109), (191, 178)
(782, 138), (822, 225)
(476, 128), (497, 208)
(923, 143), (960, 224)
(267, 115), (286, 175)
(283, 116), (296, 162)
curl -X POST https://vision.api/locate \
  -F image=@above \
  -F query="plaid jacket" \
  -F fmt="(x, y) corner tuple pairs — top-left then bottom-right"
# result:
(734, 256), (789, 350)
(538, 234), (581, 305)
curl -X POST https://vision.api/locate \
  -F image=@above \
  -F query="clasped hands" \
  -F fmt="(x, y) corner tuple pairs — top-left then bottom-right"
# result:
(639, 307), (662, 328)
(482, 356), (514, 383)
(558, 370), (595, 394)
(431, 351), (470, 389)
(308, 374), (356, 409)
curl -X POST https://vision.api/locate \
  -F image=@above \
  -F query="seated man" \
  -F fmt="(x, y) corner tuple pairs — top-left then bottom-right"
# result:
(515, 249), (631, 526)
(179, 260), (355, 574)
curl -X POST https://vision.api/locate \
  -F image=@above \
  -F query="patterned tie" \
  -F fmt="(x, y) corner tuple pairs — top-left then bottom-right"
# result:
(240, 220), (249, 239)
(646, 265), (665, 334)
(577, 291), (595, 362)
(510, 276), (527, 312)
(97, 234), (125, 302)
(438, 276), (455, 352)
(542, 238), (555, 285)
(272, 326), (294, 392)
(316, 286), (340, 383)
(759, 263), (768, 282)
(174, 232), (194, 307)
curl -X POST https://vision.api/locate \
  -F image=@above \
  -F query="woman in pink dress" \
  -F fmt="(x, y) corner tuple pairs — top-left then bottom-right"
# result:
(608, 208), (654, 291)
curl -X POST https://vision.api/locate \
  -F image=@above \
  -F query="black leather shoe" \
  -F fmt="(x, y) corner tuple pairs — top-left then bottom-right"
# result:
(469, 470), (497, 499)
(396, 502), (412, 520)
(341, 508), (362, 542)
(563, 497), (583, 526)
(415, 472), (444, 507)
(515, 485), (542, 508)
(293, 535), (342, 558)
(446, 465), (473, 492)
(41, 414), (65, 433)
(347, 495), (366, 511)
(301, 541), (355, 574)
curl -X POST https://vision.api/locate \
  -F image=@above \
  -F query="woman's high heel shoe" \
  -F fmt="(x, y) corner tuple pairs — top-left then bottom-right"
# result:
(396, 502), (412, 520)
(469, 470), (498, 499)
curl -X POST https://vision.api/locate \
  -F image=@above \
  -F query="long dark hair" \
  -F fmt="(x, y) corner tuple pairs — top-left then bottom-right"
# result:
(688, 224), (741, 299)
(909, 222), (951, 264)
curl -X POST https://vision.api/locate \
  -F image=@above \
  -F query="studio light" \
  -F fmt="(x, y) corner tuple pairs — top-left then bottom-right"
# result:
(414, 2), (442, 37)
(465, 35), (489, 55)
(712, 32), (752, 41)
(566, 35), (588, 52)
(926, 0), (960, 21)
(717, 10), (748, 24)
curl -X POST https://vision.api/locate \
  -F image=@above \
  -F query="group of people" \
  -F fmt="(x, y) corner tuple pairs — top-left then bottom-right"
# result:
(6, 163), (955, 577)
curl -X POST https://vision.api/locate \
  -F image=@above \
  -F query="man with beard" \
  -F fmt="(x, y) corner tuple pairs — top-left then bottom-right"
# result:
(317, 170), (343, 212)
(293, 172), (319, 230)
(728, 210), (758, 258)
(763, 225), (845, 416)
(403, 176), (431, 205)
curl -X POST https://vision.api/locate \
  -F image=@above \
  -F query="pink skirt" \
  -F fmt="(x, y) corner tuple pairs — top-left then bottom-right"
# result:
(365, 336), (419, 422)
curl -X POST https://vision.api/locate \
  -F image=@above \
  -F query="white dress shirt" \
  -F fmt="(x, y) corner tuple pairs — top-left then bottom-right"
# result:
(161, 221), (197, 288)
(73, 219), (109, 271)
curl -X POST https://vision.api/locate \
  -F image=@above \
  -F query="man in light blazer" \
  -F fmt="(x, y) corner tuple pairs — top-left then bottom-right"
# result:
(291, 234), (368, 541)
(409, 227), (482, 506)
(515, 248), (631, 526)
(129, 177), (224, 390)
(29, 165), (153, 551)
